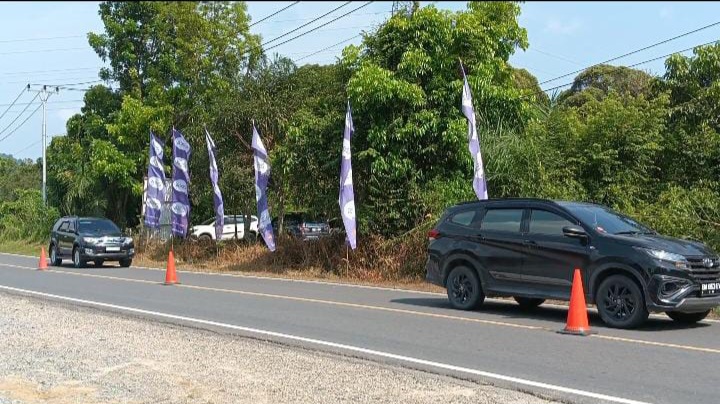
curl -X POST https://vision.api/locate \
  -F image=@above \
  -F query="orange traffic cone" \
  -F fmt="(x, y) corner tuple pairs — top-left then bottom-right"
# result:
(164, 248), (178, 285)
(38, 247), (48, 271)
(558, 268), (594, 336)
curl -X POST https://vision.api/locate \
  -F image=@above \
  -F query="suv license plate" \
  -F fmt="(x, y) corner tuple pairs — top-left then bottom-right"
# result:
(701, 282), (720, 296)
(106, 246), (120, 252)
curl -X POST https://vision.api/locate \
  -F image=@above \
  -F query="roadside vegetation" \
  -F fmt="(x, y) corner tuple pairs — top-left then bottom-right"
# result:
(0, 2), (719, 288)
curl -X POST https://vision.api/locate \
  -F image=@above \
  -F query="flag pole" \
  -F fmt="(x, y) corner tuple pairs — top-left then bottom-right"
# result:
(345, 244), (349, 279)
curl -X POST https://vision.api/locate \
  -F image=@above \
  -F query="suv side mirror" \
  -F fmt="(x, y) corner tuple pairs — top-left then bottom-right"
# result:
(563, 225), (587, 239)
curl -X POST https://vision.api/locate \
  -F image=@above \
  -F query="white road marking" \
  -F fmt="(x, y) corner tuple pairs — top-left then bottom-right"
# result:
(0, 284), (652, 404)
(1, 252), (718, 324)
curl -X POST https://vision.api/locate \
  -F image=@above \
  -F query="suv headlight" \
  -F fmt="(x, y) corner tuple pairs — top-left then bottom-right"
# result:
(639, 248), (689, 269)
(122, 237), (133, 245)
(83, 237), (102, 245)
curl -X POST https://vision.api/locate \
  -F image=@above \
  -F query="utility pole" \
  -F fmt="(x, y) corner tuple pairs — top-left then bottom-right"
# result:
(30, 85), (59, 205)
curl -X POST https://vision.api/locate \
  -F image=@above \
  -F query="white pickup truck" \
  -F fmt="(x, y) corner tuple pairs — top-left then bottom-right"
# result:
(190, 215), (258, 241)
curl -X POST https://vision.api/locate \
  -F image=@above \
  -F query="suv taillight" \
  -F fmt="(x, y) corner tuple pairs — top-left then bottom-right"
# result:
(428, 229), (440, 241)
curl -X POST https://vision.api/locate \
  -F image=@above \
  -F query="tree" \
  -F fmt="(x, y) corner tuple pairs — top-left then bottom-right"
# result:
(337, 1), (529, 235)
(557, 64), (654, 107)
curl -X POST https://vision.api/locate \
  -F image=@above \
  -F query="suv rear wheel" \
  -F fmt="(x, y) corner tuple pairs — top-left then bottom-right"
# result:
(446, 266), (484, 310)
(597, 274), (648, 329)
(666, 310), (710, 324)
(72, 247), (86, 268)
(514, 297), (545, 309)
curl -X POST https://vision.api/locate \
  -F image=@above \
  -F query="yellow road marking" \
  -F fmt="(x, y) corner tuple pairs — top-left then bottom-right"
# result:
(4, 263), (720, 354)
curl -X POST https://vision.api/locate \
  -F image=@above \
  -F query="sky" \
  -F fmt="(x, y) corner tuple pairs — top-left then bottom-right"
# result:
(1, 1), (720, 161)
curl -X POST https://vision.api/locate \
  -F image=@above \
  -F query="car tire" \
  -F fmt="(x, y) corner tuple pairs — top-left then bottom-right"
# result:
(666, 310), (711, 324)
(199, 234), (212, 241)
(50, 245), (62, 266)
(93, 259), (104, 267)
(119, 258), (132, 268)
(72, 247), (86, 269)
(514, 297), (545, 309)
(596, 274), (649, 329)
(446, 266), (484, 310)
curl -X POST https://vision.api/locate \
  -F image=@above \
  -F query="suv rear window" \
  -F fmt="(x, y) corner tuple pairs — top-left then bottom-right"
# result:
(481, 209), (523, 232)
(449, 210), (476, 226)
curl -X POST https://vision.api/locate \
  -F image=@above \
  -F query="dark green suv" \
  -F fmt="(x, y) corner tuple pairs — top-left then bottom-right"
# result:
(426, 199), (720, 329)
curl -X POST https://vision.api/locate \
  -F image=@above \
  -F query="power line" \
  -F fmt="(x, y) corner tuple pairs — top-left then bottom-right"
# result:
(0, 99), (84, 108)
(538, 20), (720, 86)
(0, 86), (28, 123)
(265, 2), (374, 52)
(294, 34), (361, 62)
(0, 92), (40, 139)
(0, 34), (85, 44)
(539, 39), (720, 94)
(262, 2), (352, 46)
(0, 103), (42, 143)
(0, 47), (88, 56)
(4, 77), (100, 85)
(0, 67), (100, 77)
(267, 10), (391, 24)
(250, 2), (300, 27)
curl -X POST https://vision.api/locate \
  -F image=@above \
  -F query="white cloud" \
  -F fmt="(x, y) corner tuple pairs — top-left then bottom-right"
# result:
(56, 108), (80, 123)
(544, 19), (582, 35)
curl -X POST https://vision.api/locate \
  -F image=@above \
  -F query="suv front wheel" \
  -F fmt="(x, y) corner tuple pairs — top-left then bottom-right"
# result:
(50, 245), (62, 266)
(596, 274), (649, 329)
(72, 247), (86, 268)
(446, 266), (484, 310)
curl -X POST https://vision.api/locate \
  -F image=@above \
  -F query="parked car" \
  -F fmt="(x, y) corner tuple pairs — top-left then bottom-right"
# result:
(426, 198), (720, 329)
(190, 215), (258, 241)
(272, 212), (331, 241)
(49, 216), (135, 268)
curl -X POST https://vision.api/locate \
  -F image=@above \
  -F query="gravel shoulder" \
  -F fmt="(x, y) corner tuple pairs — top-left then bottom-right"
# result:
(0, 292), (559, 404)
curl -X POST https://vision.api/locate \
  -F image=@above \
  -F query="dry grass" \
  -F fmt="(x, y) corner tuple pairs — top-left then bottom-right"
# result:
(134, 227), (444, 293)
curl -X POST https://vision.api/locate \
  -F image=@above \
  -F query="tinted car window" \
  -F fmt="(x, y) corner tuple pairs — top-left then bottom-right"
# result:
(559, 203), (654, 235)
(201, 218), (215, 225)
(78, 219), (120, 234)
(450, 210), (476, 226)
(481, 209), (523, 232)
(68, 220), (76, 233)
(529, 210), (574, 236)
(58, 221), (69, 232)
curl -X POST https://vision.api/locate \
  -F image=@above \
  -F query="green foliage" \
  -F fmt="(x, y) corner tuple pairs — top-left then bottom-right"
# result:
(39, 1), (720, 260)
(0, 155), (39, 204)
(0, 190), (59, 242)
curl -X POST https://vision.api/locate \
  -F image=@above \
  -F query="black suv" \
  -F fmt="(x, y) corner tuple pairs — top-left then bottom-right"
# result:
(272, 212), (331, 241)
(426, 199), (720, 329)
(49, 216), (135, 268)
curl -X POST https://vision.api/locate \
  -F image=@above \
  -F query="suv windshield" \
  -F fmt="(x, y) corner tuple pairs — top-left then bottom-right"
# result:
(78, 219), (121, 234)
(560, 203), (654, 235)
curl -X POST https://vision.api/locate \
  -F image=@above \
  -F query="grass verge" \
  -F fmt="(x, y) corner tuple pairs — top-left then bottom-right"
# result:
(0, 239), (44, 256)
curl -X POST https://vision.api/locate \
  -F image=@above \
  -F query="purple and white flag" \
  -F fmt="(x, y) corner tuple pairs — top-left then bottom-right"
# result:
(460, 64), (489, 200)
(144, 131), (165, 228)
(205, 128), (224, 240)
(171, 128), (192, 238)
(339, 102), (357, 250)
(252, 124), (276, 252)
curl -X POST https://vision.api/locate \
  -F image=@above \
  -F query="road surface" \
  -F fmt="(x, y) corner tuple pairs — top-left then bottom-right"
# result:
(1, 252), (718, 404)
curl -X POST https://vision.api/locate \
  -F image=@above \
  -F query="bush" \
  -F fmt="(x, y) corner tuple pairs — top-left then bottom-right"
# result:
(0, 190), (59, 242)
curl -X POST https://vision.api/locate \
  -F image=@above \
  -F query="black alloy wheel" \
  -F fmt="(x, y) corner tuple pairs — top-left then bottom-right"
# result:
(446, 266), (484, 310)
(597, 275), (648, 329)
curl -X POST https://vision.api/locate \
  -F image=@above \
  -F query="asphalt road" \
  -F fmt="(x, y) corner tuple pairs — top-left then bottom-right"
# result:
(1, 252), (718, 404)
